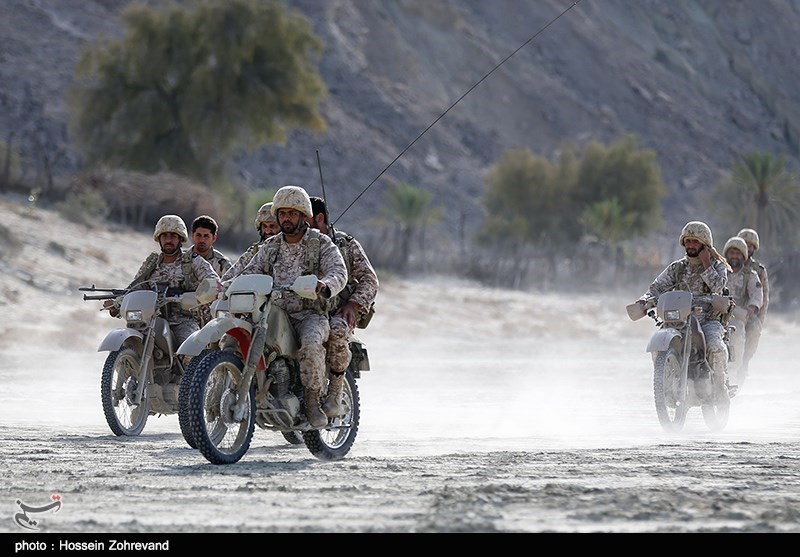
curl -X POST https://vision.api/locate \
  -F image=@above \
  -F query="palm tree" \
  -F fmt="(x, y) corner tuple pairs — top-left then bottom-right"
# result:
(382, 181), (433, 269)
(732, 152), (800, 245)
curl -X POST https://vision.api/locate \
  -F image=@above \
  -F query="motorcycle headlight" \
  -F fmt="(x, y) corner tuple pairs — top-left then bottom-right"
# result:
(126, 310), (143, 322)
(664, 309), (681, 321)
(229, 293), (256, 313)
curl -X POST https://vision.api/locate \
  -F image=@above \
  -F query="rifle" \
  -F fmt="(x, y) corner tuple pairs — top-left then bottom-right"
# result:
(78, 285), (129, 301)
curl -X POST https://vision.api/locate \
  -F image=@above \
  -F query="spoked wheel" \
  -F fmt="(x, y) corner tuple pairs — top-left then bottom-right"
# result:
(304, 369), (360, 461)
(100, 347), (149, 436)
(178, 348), (217, 449)
(653, 348), (689, 432)
(186, 351), (255, 465)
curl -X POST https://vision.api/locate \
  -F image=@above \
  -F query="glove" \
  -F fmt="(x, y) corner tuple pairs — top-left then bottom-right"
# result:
(103, 298), (120, 318)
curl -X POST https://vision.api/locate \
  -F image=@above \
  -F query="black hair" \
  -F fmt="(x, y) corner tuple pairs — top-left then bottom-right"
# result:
(309, 196), (328, 225)
(192, 215), (218, 235)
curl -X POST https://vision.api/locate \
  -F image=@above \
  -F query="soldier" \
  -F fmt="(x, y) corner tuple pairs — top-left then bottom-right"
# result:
(217, 202), (281, 354)
(190, 215), (232, 277)
(737, 228), (769, 374)
(633, 221), (734, 398)
(238, 186), (347, 428)
(105, 215), (220, 358)
(723, 236), (763, 384)
(307, 196), (379, 417)
(221, 202), (280, 282)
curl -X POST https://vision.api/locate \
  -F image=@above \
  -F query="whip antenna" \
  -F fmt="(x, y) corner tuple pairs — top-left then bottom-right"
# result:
(316, 149), (335, 239)
(334, 0), (584, 224)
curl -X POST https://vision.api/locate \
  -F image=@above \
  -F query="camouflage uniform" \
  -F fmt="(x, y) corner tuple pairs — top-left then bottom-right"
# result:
(221, 241), (263, 282)
(742, 256), (768, 365)
(190, 247), (231, 324)
(194, 247), (232, 277)
(326, 230), (379, 373)
(128, 250), (220, 346)
(737, 228), (769, 368)
(727, 266), (763, 315)
(638, 257), (729, 385)
(239, 231), (347, 391)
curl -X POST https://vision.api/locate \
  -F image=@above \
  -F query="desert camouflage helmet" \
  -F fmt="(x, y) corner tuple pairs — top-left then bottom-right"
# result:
(679, 221), (713, 247)
(153, 214), (188, 242)
(271, 185), (312, 218)
(723, 236), (749, 260)
(737, 228), (760, 252)
(254, 202), (277, 230)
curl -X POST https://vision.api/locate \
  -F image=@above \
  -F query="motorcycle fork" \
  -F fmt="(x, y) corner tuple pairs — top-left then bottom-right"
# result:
(132, 314), (159, 405)
(678, 322), (690, 399)
(232, 299), (272, 421)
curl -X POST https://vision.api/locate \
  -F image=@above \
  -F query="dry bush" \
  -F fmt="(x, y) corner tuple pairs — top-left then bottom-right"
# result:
(66, 169), (231, 233)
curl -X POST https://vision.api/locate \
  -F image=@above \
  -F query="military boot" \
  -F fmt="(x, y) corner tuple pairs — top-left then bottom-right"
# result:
(304, 389), (327, 428)
(322, 372), (345, 418)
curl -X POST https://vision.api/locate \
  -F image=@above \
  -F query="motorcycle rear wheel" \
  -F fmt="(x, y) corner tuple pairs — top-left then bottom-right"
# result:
(100, 347), (149, 436)
(653, 347), (689, 433)
(186, 351), (255, 465)
(178, 348), (217, 449)
(304, 369), (360, 461)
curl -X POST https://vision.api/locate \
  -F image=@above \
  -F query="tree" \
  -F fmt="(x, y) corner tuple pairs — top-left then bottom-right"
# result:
(381, 181), (435, 270)
(573, 135), (664, 236)
(69, 0), (327, 183)
(711, 152), (800, 251)
(478, 137), (666, 288)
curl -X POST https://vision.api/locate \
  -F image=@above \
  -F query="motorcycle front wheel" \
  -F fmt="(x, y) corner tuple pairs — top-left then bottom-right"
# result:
(100, 347), (149, 436)
(702, 391), (730, 432)
(653, 347), (689, 432)
(178, 348), (217, 449)
(304, 369), (360, 461)
(185, 351), (255, 465)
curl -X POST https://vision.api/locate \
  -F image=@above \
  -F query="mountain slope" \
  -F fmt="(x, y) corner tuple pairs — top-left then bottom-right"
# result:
(1, 0), (798, 235)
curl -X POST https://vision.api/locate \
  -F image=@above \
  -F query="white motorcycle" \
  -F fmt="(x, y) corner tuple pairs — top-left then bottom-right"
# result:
(81, 282), (208, 436)
(177, 274), (369, 465)
(628, 291), (734, 432)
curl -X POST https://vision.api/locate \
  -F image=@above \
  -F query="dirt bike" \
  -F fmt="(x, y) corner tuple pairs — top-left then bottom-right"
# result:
(80, 282), (213, 436)
(627, 290), (734, 433)
(176, 274), (369, 465)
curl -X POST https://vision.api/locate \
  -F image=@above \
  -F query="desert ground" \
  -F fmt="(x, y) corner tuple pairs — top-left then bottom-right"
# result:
(1, 198), (800, 539)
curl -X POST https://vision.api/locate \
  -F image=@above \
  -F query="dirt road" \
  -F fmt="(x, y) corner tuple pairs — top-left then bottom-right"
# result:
(2, 277), (800, 536)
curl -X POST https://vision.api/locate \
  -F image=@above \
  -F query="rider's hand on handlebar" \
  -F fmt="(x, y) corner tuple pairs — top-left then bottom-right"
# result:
(316, 280), (331, 299)
(102, 299), (120, 318)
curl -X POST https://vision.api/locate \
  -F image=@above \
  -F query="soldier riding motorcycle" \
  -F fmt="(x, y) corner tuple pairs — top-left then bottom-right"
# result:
(80, 278), (218, 436)
(176, 273), (368, 464)
(627, 221), (736, 433)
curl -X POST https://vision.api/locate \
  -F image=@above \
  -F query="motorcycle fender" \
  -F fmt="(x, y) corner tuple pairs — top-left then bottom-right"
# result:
(98, 328), (144, 353)
(646, 328), (681, 353)
(176, 316), (252, 356)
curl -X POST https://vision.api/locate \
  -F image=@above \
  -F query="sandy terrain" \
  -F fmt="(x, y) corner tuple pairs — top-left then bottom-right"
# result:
(2, 198), (800, 538)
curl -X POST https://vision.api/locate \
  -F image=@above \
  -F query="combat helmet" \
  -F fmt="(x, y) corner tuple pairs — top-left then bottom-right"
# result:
(254, 202), (277, 230)
(679, 221), (713, 247)
(723, 236), (749, 261)
(271, 185), (312, 218)
(153, 215), (188, 242)
(737, 228), (760, 252)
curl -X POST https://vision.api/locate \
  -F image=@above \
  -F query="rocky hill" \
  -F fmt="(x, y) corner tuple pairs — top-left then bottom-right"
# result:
(1, 0), (799, 236)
